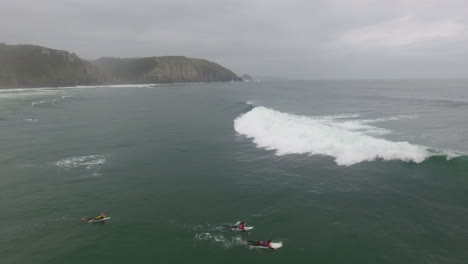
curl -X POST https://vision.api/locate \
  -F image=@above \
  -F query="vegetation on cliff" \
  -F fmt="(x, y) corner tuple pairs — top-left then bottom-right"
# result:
(0, 44), (109, 88)
(92, 56), (241, 84)
(0, 43), (242, 88)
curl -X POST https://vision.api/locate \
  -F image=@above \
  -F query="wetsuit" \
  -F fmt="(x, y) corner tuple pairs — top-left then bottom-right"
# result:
(247, 240), (272, 247)
(238, 223), (246, 231)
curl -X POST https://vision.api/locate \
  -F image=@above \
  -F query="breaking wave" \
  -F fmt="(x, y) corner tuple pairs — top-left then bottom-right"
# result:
(234, 106), (452, 166)
(0, 88), (58, 100)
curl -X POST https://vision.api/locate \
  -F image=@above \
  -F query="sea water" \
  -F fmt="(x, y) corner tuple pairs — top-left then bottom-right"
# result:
(1, 80), (468, 263)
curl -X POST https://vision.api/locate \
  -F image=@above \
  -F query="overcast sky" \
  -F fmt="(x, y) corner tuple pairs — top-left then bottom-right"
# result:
(1, 0), (468, 78)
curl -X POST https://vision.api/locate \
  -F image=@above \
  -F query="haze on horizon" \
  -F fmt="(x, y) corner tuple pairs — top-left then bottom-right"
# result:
(1, 0), (468, 79)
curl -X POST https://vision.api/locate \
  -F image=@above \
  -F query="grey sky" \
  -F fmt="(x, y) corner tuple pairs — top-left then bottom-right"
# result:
(1, 0), (468, 78)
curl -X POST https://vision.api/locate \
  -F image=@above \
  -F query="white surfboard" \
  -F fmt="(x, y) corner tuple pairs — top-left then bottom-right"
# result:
(231, 226), (254, 231)
(269, 242), (283, 249)
(245, 241), (283, 249)
(88, 217), (111, 223)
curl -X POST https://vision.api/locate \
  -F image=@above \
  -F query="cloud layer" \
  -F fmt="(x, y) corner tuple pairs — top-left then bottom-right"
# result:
(1, 0), (467, 78)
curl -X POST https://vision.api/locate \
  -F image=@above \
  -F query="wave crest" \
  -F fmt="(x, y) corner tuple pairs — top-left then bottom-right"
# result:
(234, 106), (431, 166)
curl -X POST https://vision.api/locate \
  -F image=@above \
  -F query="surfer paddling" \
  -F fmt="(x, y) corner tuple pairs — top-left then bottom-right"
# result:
(81, 213), (109, 223)
(94, 212), (106, 220)
(237, 221), (246, 231)
(244, 240), (279, 250)
(223, 221), (251, 232)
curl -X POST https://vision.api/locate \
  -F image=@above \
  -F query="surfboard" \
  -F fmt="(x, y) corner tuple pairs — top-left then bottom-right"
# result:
(87, 217), (111, 223)
(244, 241), (283, 249)
(269, 242), (283, 249)
(222, 225), (254, 231)
(231, 226), (254, 231)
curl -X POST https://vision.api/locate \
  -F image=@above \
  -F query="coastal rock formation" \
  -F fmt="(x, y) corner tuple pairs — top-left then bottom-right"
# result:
(92, 56), (241, 84)
(241, 74), (255, 82)
(0, 44), (109, 88)
(0, 43), (242, 88)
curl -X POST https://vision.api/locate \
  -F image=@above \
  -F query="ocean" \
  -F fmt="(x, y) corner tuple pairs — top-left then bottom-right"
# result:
(1, 80), (468, 263)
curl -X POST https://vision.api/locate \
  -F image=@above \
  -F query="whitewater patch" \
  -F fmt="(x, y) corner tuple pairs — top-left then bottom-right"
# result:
(234, 106), (432, 166)
(55, 154), (109, 170)
(0, 88), (59, 100)
(31, 100), (49, 106)
(32, 95), (72, 106)
(61, 84), (158, 89)
(194, 233), (243, 248)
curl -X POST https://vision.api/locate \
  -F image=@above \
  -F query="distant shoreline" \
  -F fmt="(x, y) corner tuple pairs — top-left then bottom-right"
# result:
(0, 81), (247, 91)
(0, 43), (243, 89)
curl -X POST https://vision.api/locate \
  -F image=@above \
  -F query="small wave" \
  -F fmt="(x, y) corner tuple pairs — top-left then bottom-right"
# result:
(52, 95), (72, 103)
(246, 100), (258, 106)
(55, 154), (109, 170)
(0, 89), (59, 100)
(234, 106), (443, 166)
(63, 84), (158, 89)
(24, 118), (39, 122)
(361, 115), (418, 123)
(32, 95), (72, 106)
(319, 113), (361, 119)
(31, 100), (49, 106)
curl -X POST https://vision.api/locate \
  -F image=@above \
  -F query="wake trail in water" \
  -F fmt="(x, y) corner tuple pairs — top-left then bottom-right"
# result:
(55, 154), (109, 170)
(234, 105), (459, 166)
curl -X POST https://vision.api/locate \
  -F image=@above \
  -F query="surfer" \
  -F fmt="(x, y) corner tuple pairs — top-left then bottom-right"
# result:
(223, 221), (248, 231)
(94, 212), (106, 220)
(245, 240), (276, 250)
(82, 212), (106, 222)
(237, 221), (246, 231)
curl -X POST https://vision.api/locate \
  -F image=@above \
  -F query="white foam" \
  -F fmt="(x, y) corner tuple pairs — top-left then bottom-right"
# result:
(0, 89), (59, 100)
(319, 113), (361, 119)
(0, 88), (50, 93)
(62, 84), (158, 89)
(234, 106), (431, 166)
(31, 95), (72, 106)
(31, 100), (49, 106)
(55, 154), (109, 169)
(194, 233), (243, 248)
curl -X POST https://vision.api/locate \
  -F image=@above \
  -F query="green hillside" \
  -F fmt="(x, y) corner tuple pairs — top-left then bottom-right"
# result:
(0, 43), (109, 88)
(92, 56), (241, 84)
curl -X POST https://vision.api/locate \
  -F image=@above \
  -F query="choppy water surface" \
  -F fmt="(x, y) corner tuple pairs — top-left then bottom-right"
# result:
(1, 80), (468, 264)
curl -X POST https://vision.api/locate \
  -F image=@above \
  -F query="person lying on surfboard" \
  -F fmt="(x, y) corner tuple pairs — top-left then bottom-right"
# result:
(258, 239), (272, 248)
(94, 212), (106, 220)
(224, 221), (247, 231)
(245, 240), (276, 250)
(80, 213), (110, 223)
(237, 221), (246, 231)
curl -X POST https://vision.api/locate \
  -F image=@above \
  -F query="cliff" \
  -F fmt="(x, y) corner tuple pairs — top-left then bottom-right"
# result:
(0, 44), (109, 88)
(0, 44), (242, 88)
(92, 56), (241, 84)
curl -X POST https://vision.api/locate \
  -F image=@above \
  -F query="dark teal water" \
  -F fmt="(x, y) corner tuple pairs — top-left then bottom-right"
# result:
(1, 80), (468, 264)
